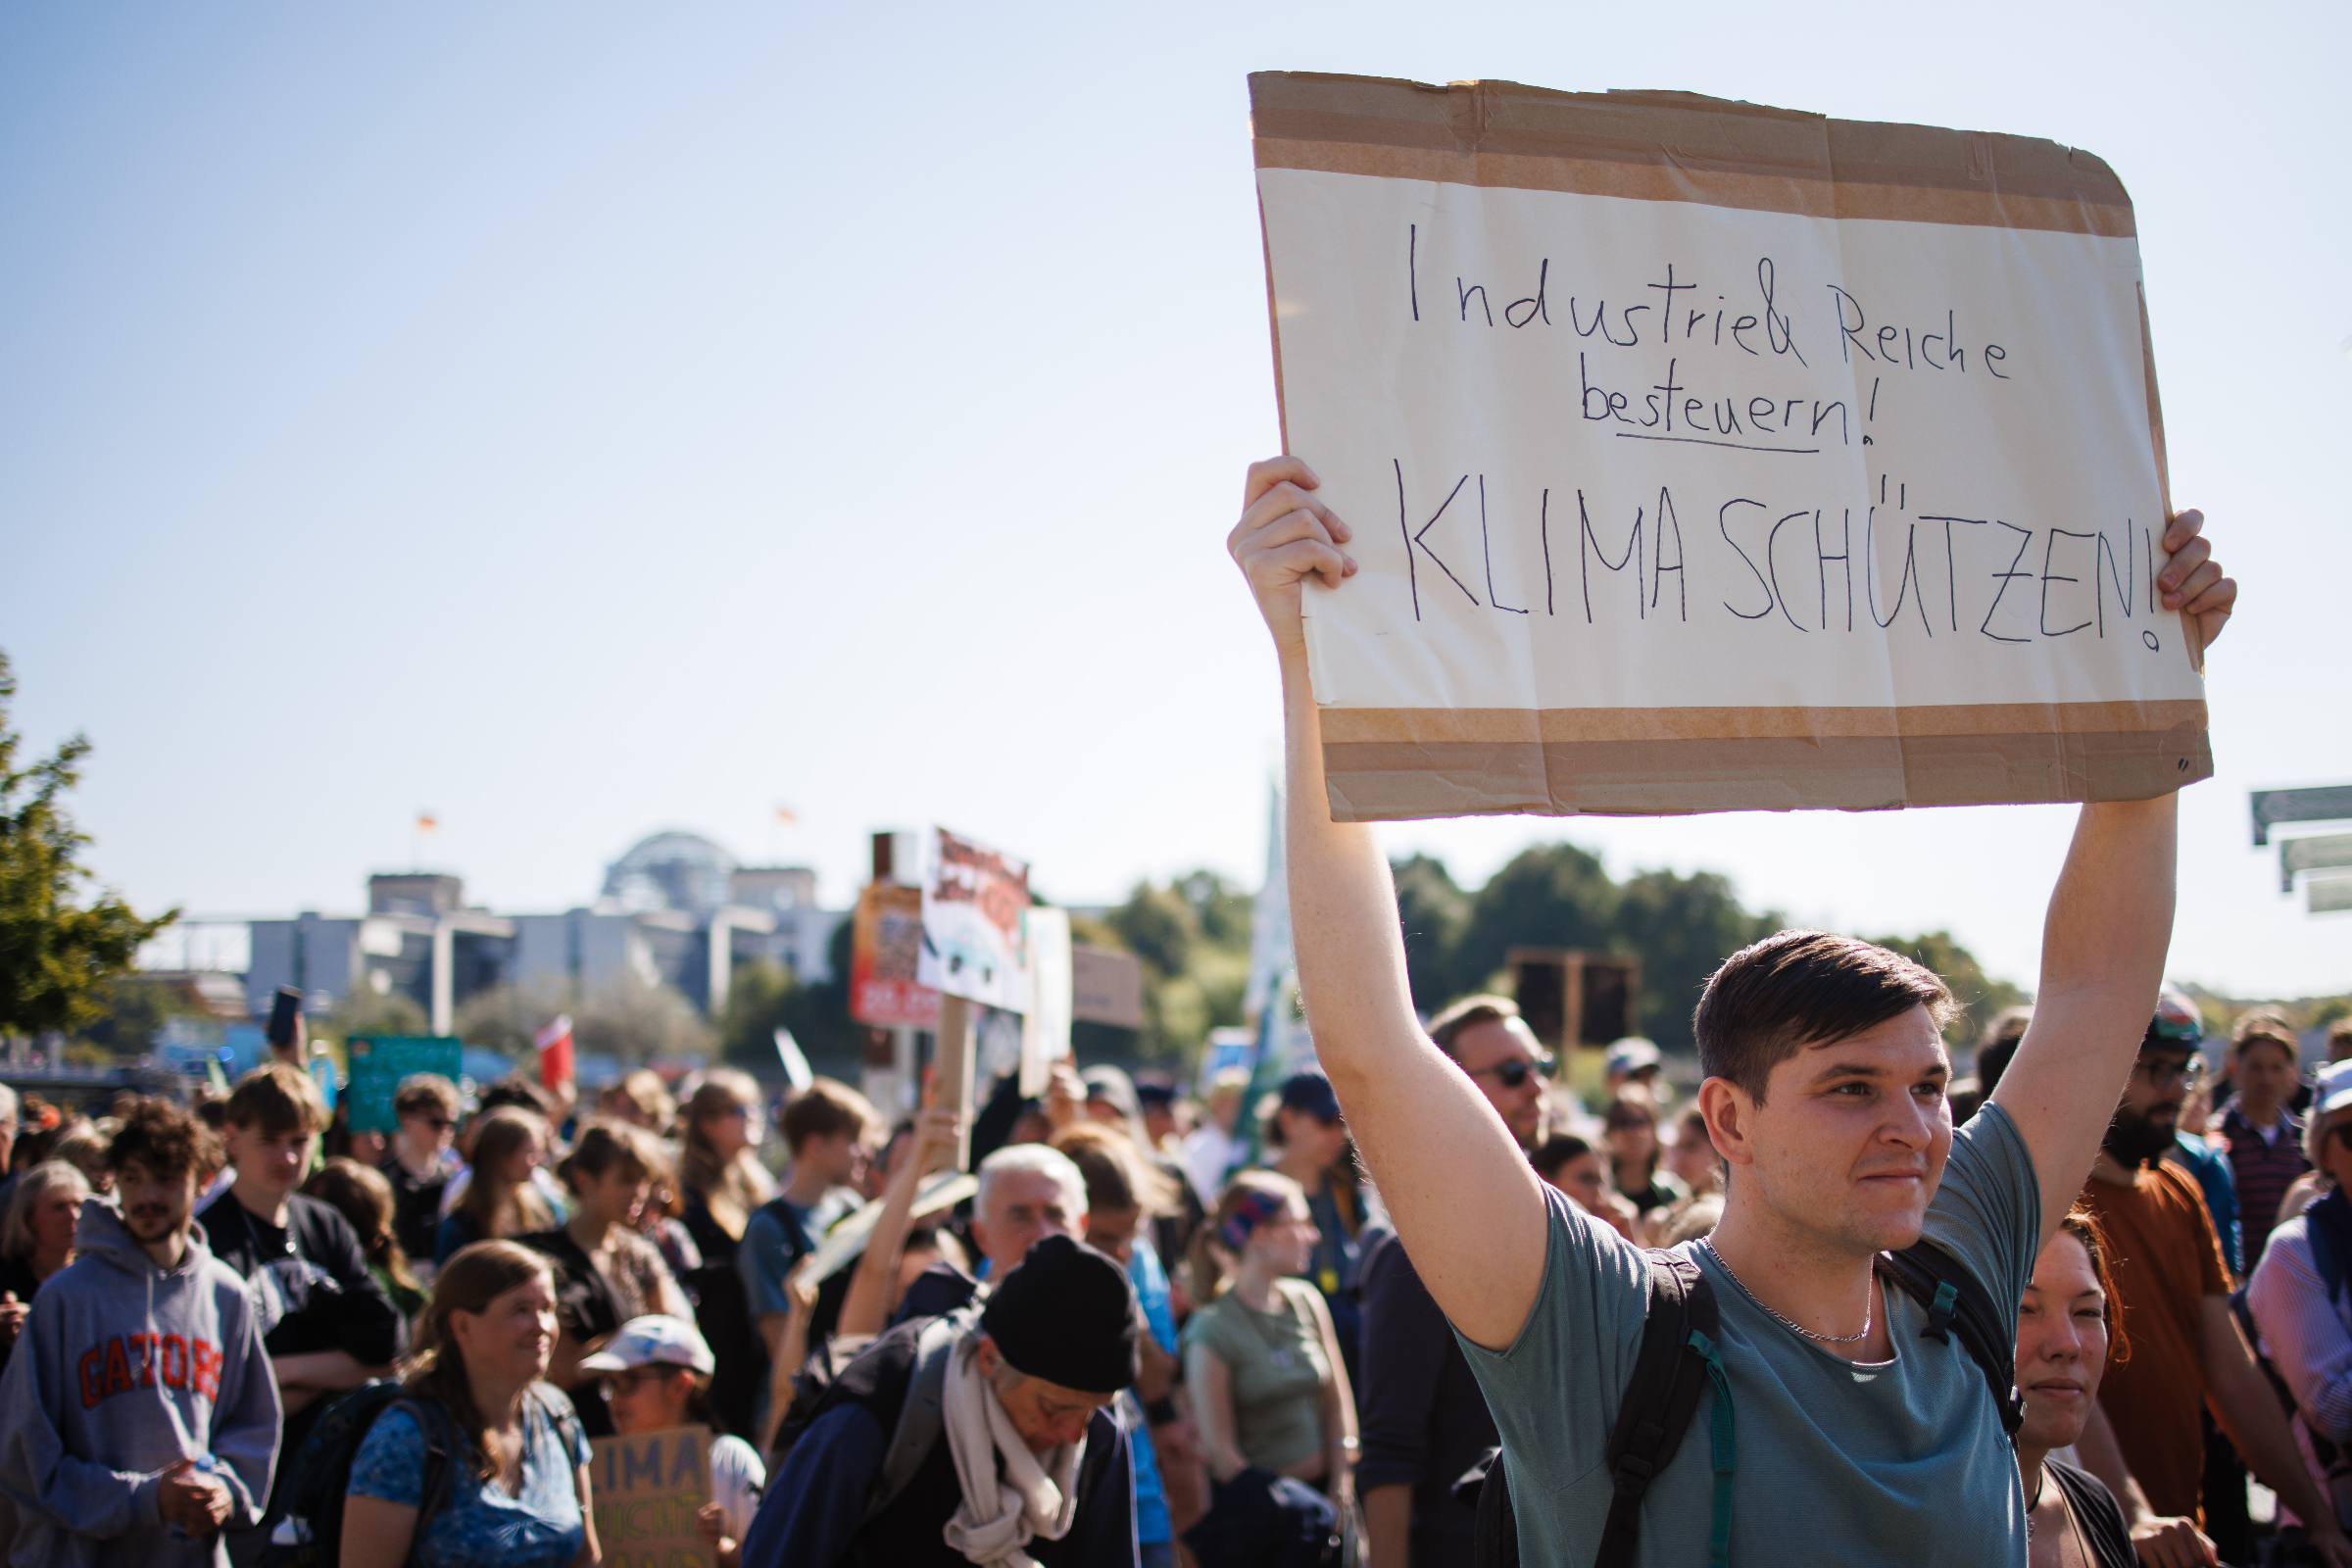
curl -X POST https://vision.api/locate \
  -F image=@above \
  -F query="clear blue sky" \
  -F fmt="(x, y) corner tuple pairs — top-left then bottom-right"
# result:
(3, 1), (2345, 1003)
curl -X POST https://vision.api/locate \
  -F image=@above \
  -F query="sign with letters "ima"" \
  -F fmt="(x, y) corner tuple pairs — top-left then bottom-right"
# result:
(589, 1424), (714, 1568)
(1253, 74), (2210, 818)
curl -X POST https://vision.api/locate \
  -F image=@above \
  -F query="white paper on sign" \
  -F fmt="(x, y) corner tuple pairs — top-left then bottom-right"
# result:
(1019, 906), (1073, 1099)
(915, 826), (1034, 1010)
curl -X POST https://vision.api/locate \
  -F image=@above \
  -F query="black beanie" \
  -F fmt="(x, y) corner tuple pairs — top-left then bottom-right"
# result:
(980, 1233), (1140, 1396)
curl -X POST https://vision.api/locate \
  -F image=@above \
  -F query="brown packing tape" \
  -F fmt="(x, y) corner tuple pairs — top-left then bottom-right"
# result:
(2135, 281), (2202, 676)
(1321, 720), (2215, 821)
(1319, 700), (2210, 745)
(1249, 74), (2135, 237)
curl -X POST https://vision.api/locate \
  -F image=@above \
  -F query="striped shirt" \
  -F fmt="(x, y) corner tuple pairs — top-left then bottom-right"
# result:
(2224, 1103), (2310, 1272)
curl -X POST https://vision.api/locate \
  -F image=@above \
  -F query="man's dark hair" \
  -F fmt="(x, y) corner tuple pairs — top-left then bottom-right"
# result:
(1428, 994), (1519, 1059)
(1694, 930), (1957, 1102)
(1974, 1006), (2034, 1094)
(107, 1098), (217, 1183)
(478, 1077), (556, 1118)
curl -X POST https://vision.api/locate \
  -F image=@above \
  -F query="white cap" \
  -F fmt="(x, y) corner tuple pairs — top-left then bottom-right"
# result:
(577, 1315), (714, 1376)
(2316, 1060), (2352, 1120)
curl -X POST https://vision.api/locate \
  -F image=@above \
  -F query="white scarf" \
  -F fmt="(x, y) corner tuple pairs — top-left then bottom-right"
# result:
(940, 1333), (1087, 1568)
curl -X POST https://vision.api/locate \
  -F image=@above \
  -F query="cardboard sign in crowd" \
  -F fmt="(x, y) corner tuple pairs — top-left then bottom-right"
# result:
(588, 1424), (714, 1568)
(1252, 74), (2209, 818)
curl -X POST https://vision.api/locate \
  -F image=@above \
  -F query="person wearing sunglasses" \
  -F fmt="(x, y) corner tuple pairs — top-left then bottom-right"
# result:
(1601, 1091), (1686, 1219)
(1356, 995), (1546, 1568)
(585, 1314), (766, 1568)
(2074, 995), (2351, 1564)
(381, 1071), (465, 1281)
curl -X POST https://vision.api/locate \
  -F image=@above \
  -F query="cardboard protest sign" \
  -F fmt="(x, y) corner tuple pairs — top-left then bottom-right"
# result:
(1252, 74), (2210, 818)
(917, 827), (1033, 1010)
(849, 882), (941, 1028)
(1072, 944), (1147, 1030)
(343, 1036), (463, 1135)
(589, 1424), (714, 1568)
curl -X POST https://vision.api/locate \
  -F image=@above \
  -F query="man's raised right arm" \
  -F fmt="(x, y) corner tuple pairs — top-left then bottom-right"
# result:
(1229, 456), (1548, 1351)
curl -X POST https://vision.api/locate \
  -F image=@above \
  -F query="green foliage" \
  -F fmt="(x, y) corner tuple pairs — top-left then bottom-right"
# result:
(717, 943), (858, 1076)
(1863, 931), (2033, 1051)
(1392, 854), (1469, 1011)
(1098, 870), (1255, 1063)
(0, 652), (176, 1040)
(74, 975), (213, 1055)
(326, 982), (432, 1044)
(1390, 844), (2018, 1056)
(451, 975), (713, 1066)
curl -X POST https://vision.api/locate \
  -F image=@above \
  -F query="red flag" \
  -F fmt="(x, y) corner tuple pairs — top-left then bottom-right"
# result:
(535, 1014), (574, 1091)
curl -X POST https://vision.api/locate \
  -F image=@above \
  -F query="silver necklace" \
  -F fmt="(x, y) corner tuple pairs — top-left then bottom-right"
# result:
(1700, 1240), (1876, 1346)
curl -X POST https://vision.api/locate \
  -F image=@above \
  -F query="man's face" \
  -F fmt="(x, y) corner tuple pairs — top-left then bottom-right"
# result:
(116, 1158), (196, 1246)
(1452, 1017), (1547, 1149)
(1085, 1204), (1141, 1266)
(225, 1120), (312, 1200)
(1716, 1005), (1951, 1255)
(971, 1169), (1082, 1279)
(799, 1129), (865, 1187)
(2235, 1041), (2297, 1113)
(2106, 1051), (2192, 1166)
(400, 1108), (454, 1156)
(979, 1338), (1116, 1452)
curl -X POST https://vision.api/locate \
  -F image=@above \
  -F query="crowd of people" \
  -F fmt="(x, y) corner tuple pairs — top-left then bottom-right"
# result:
(1, 980), (2343, 1566)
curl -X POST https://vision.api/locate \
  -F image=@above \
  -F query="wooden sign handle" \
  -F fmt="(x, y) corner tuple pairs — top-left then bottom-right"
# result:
(931, 994), (977, 1174)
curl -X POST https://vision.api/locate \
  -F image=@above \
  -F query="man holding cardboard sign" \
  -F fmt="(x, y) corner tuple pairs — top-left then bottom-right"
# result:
(1232, 436), (2265, 1563)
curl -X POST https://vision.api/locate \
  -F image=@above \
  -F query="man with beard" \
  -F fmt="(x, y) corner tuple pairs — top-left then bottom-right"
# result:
(1357, 995), (1541, 1568)
(2078, 996), (2350, 1553)
(0, 1099), (280, 1567)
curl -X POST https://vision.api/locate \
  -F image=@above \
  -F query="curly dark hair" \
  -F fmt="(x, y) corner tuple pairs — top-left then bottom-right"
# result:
(106, 1098), (219, 1183)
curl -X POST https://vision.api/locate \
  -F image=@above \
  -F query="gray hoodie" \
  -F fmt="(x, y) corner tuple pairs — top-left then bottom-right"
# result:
(0, 1199), (281, 1568)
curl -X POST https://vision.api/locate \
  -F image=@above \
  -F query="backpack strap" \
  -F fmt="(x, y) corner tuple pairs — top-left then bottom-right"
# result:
(1874, 1240), (2024, 1439)
(1592, 1250), (1733, 1568)
(861, 1309), (971, 1525)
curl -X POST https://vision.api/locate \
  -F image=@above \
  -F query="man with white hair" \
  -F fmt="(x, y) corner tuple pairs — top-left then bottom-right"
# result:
(747, 1232), (1141, 1567)
(894, 1141), (1092, 1325)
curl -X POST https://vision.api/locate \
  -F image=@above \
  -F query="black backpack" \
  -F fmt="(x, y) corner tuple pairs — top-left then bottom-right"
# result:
(771, 1307), (976, 1525)
(1463, 1238), (2023, 1568)
(258, 1381), (581, 1567)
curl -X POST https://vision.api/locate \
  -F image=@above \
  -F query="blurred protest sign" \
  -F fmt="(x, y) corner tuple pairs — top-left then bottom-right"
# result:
(775, 1028), (814, 1090)
(1072, 945), (1146, 1030)
(850, 883), (940, 1028)
(1252, 74), (2208, 818)
(917, 827), (1032, 1009)
(1019, 907), (1072, 1098)
(345, 1036), (464, 1135)
(589, 1424), (713, 1568)
(535, 1014), (573, 1091)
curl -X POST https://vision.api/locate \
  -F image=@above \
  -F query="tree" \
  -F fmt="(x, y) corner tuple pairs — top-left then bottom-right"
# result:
(717, 941), (858, 1079)
(1614, 868), (1783, 1051)
(0, 651), (175, 1042)
(1391, 854), (1470, 1015)
(76, 975), (214, 1056)
(1864, 931), (2032, 1051)
(1446, 843), (1619, 1004)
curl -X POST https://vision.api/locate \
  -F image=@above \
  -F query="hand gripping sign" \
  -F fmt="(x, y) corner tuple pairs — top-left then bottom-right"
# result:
(1251, 74), (2210, 818)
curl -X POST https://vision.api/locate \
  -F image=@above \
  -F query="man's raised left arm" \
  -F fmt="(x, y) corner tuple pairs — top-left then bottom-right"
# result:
(1988, 508), (2235, 1249)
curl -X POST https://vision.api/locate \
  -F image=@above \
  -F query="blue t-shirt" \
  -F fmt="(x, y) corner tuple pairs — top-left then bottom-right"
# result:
(1460, 1102), (2041, 1567)
(740, 1189), (858, 1319)
(349, 1391), (593, 1568)
(1127, 1239), (1179, 1546)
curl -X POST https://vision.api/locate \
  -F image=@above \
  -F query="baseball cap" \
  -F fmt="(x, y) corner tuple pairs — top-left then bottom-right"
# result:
(2143, 987), (2205, 1052)
(1278, 1071), (1342, 1122)
(2316, 1060), (2352, 1120)
(577, 1315), (715, 1376)
(1606, 1039), (1663, 1077)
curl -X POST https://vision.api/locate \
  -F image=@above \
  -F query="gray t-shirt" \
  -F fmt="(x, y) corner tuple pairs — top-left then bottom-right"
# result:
(1460, 1102), (2040, 1566)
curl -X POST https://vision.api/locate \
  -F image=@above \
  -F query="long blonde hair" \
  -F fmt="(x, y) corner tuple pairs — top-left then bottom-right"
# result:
(678, 1069), (771, 1241)
(456, 1108), (554, 1239)
(407, 1242), (556, 1478)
